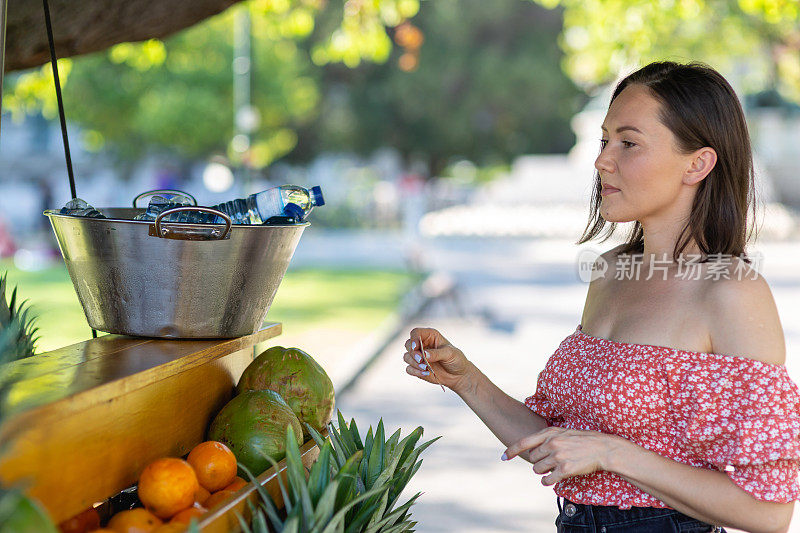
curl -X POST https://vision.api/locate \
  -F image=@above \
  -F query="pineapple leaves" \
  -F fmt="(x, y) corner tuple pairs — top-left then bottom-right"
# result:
(349, 418), (364, 449)
(247, 415), (438, 533)
(308, 440), (334, 505)
(284, 425), (315, 520)
(334, 450), (363, 511)
(328, 423), (350, 469)
(336, 411), (358, 456)
(0, 273), (38, 361)
(365, 420), (385, 489)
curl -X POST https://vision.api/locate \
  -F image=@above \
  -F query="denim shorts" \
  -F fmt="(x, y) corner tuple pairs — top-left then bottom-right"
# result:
(556, 496), (727, 532)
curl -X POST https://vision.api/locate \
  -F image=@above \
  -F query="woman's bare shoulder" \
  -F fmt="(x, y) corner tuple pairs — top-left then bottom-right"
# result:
(580, 244), (627, 326)
(705, 258), (786, 365)
(596, 243), (628, 279)
(601, 243), (628, 260)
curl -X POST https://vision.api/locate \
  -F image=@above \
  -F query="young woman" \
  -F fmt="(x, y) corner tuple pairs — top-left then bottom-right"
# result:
(402, 62), (800, 533)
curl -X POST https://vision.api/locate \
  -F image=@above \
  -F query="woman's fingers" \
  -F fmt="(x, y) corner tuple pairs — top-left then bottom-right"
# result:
(405, 364), (431, 379)
(420, 346), (447, 363)
(503, 428), (559, 460)
(542, 467), (564, 486)
(403, 351), (429, 372)
(532, 455), (556, 475)
(404, 338), (418, 352)
(409, 327), (444, 349)
(404, 338), (428, 359)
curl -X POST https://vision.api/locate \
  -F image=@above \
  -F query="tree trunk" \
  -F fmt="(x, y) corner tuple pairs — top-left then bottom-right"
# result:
(4, 0), (245, 72)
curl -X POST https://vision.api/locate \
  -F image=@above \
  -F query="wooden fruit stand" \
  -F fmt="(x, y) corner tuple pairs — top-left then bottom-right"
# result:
(0, 322), (321, 531)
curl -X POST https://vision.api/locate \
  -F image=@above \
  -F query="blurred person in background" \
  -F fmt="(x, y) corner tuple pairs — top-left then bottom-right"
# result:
(402, 61), (799, 533)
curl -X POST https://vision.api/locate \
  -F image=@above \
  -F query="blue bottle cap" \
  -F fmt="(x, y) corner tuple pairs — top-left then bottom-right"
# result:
(284, 202), (304, 222)
(310, 186), (325, 206)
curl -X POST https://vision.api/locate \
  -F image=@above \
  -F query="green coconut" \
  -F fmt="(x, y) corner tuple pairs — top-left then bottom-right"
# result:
(237, 346), (335, 438)
(207, 390), (302, 476)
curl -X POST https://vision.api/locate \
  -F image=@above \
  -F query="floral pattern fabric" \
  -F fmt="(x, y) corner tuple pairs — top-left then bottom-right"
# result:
(525, 324), (800, 510)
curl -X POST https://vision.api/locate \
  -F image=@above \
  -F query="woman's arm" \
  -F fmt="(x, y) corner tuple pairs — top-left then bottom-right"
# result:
(403, 328), (548, 448)
(608, 439), (794, 533)
(455, 362), (549, 448)
(504, 429), (793, 533)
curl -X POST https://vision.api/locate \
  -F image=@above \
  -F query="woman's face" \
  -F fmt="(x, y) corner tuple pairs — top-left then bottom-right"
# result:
(595, 84), (697, 224)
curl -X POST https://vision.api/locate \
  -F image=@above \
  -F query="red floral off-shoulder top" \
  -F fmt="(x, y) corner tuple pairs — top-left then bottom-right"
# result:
(525, 324), (800, 509)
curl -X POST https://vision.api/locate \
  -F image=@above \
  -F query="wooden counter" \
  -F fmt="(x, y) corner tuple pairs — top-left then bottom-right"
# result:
(0, 323), (314, 526)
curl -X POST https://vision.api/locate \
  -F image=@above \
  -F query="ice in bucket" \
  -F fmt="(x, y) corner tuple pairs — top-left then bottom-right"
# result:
(59, 198), (106, 218)
(133, 193), (194, 222)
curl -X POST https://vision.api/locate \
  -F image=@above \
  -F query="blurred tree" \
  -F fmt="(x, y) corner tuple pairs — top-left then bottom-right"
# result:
(294, 0), (585, 175)
(3, 0), (419, 168)
(533, 0), (800, 100)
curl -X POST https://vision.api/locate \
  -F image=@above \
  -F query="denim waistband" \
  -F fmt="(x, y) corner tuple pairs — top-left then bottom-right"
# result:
(556, 496), (725, 532)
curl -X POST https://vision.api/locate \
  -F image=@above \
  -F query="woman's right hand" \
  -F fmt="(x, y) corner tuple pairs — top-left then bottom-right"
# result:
(403, 327), (474, 393)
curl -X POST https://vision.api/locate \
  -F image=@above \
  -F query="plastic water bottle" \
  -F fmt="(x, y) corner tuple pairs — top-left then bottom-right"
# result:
(135, 185), (325, 224)
(213, 185), (325, 224)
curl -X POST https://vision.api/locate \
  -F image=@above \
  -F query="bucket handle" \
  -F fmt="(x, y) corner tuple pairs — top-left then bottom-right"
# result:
(133, 189), (198, 209)
(153, 206), (232, 241)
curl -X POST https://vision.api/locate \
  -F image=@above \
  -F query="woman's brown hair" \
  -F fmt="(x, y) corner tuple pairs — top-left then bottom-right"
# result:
(577, 61), (758, 263)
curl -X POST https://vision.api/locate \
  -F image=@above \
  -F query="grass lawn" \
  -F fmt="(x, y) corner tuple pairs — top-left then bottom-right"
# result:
(0, 260), (416, 353)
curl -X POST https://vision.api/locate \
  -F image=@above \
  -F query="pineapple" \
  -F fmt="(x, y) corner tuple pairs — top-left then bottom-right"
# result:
(240, 425), (391, 533)
(308, 412), (440, 532)
(0, 273), (38, 361)
(241, 413), (439, 532)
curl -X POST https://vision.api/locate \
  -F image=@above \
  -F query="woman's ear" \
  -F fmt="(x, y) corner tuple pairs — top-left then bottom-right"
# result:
(684, 147), (717, 185)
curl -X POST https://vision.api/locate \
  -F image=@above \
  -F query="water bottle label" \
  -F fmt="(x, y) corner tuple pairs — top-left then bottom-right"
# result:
(254, 191), (284, 220)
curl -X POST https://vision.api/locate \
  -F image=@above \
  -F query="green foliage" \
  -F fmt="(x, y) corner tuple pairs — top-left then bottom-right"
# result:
(307, 411), (439, 531)
(241, 413), (438, 532)
(533, 0), (800, 100)
(0, 490), (58, 533)
(299, 0), (583, 174)
(3, 0), (419, 166)
(56, 4), (317, 166)
(0, 273), (39, 362)
(308, 0), (419, 67)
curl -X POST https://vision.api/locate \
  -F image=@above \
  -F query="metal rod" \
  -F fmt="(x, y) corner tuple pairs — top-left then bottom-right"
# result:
(42, 0), (77, 199)
(42, 0), (92, 338)
(0, 0), (8, 142)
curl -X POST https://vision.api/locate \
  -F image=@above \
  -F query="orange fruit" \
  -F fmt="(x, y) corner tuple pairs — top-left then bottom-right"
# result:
(194, 485), (210, 506)
(203, 490), (236, 510)
(107, 508), (163, 532)
(153, 525), (187, 533)
(169, 503), (207, 525)
(138, 458), (199, 520)
(58, 506), (101, 532)
(186, 441), (237, 492)
(91, 530), (118, 533)
(223, 476), (247, 492)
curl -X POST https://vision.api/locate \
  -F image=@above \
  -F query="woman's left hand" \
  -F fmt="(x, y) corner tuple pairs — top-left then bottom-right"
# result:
(502, 427), (629, 486)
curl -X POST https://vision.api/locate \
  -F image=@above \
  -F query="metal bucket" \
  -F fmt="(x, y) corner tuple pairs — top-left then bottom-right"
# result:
(45, 206), (308, 339)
